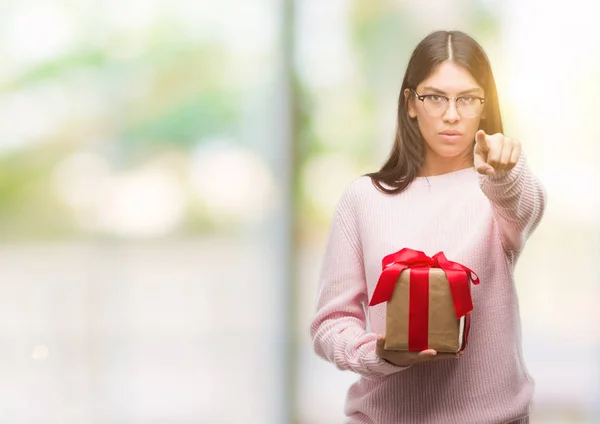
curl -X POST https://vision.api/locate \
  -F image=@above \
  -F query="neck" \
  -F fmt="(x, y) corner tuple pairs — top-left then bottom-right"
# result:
(419, 150), (473, 177)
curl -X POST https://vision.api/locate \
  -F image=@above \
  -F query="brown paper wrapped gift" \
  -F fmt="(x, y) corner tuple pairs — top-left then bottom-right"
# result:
(368, 248), (480, 353)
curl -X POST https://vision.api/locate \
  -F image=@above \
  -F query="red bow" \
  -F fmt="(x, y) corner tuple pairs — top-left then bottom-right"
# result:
(369, 248), (480, 319)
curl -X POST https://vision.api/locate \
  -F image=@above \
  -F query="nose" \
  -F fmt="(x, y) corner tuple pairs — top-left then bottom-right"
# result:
(443, 99), (460, 123)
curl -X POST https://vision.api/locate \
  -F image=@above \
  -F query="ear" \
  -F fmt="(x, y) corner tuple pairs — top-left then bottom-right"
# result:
(404, 88), (417, 119)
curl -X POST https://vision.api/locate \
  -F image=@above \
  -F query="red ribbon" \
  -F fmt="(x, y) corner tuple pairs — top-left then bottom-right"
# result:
(369, 248), (480, 351)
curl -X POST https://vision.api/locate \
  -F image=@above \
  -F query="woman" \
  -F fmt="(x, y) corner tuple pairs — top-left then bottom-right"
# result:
(309, 30), (546, 424)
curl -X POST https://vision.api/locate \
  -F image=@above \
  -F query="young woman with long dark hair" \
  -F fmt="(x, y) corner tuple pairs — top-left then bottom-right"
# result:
(310, 30), (546, 424)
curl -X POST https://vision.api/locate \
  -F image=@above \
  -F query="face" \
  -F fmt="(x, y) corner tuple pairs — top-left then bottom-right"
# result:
(405, 61), (484, 161)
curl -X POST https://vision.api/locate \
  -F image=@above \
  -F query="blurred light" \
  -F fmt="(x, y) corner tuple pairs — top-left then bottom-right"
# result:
(104, 0), (159, 32)
(176, 0), (275, 54)
(31, 344), (49, 361)
(172, 0), (218, 41)
(405, 1), (466, 29)
(539, 165), (600, 229)
(217, 3), (275, 55)
(53, 152), (112, 210)
(54, 153), (186, 237)
(190, 139), (276, 225)
(4, 3), (74, 66)
(502, 0), (600, 227)
(297, 0), (354, 88)
(0, 87), (69, 151)
(97, 167), (186, 237)
(301, 153), (359, 216)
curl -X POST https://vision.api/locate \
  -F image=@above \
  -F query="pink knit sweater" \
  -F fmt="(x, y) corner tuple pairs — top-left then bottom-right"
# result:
(310, 154), (546, 424)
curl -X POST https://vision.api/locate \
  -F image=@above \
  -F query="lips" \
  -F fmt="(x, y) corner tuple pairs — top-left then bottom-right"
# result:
(439, 130), (462, 143)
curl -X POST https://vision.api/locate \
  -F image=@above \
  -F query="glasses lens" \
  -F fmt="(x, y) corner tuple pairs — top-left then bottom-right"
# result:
(421, 95), (484, 118)
(457, 98), (483, 118)
(423, 97), (447, 117)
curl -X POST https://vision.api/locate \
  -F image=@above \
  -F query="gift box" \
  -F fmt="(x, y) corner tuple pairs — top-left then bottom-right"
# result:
(369, 248), (480, 353)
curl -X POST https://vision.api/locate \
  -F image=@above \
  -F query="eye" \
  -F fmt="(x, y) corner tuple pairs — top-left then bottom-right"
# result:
(428, 95), (443, 103)
(459, 96), (477, 105)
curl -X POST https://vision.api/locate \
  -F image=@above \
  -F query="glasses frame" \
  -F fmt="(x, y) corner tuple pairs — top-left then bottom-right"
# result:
(411, 89), (486, 118)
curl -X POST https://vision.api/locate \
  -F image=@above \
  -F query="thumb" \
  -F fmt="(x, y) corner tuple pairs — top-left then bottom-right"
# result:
(475, 130), (489, 153)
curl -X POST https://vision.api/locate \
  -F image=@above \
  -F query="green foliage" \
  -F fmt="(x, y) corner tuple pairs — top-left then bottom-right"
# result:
(124, 89), (239, 149)
(0, 146), (78, 239)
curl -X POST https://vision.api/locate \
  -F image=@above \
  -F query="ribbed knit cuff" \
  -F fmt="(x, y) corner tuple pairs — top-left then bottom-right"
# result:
(364, 351), (411, 377)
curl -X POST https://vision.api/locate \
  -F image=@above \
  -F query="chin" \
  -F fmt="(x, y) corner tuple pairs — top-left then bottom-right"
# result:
(431, 145), (470, 158)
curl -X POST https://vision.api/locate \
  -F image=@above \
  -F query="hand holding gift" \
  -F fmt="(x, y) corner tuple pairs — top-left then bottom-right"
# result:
(376, 335), (462, 367)
(370, 248), (480, 359)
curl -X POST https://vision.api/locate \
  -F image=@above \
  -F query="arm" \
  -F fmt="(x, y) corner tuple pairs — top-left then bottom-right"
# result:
(309, 185), (407, 379)
(478, 152), (547, 255)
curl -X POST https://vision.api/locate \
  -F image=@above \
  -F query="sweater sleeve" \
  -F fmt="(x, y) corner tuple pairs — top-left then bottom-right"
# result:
(309, 183), (407, 379)
(478, 152), (547, 255)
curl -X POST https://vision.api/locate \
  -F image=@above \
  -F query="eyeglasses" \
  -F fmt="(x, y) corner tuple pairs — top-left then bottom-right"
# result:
(411, 89), (486, 118)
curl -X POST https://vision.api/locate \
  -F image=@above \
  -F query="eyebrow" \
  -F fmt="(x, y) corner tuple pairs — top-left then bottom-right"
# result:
(421, 86), (483, 96)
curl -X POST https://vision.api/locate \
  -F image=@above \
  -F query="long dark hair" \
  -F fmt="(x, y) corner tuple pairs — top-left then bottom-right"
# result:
(366, 30), (504, 194)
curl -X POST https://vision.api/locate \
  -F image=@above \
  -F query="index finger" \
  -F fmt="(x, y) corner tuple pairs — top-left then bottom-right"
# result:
(475, 130), (490, 153)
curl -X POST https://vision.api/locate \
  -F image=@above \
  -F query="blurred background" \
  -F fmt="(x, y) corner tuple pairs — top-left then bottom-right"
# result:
(0, 0), (598, 423)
